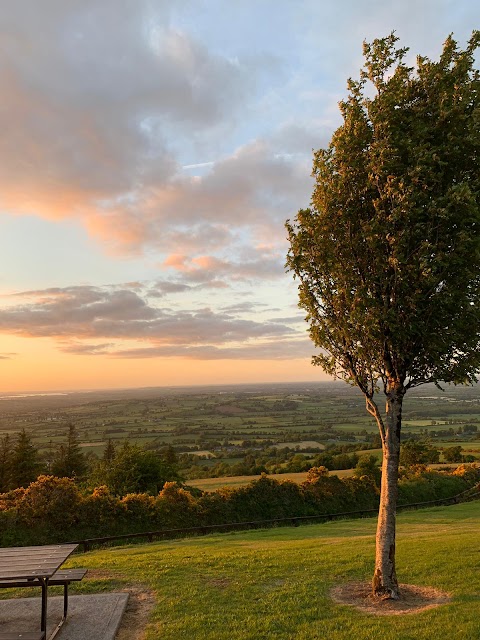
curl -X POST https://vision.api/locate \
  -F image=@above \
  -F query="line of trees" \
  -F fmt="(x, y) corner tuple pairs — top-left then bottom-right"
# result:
(400, 439), (477, 466)
(180, 447), (365, 479)
(0, 425), (86, 493)
(0, 426), (179, 496)
(2, 424), (476, 496)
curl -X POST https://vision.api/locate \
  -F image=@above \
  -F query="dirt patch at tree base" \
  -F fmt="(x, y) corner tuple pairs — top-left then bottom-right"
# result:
(331, 582), (451, 615)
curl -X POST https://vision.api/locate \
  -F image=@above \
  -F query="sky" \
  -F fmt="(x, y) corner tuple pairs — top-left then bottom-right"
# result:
(0, 0), (478, 392)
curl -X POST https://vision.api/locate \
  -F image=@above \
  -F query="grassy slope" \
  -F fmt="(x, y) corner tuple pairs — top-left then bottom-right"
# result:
(46, 501), (480, 640)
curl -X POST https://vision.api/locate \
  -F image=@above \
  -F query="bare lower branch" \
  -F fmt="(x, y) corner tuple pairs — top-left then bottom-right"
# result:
(365, 395), (386, 443)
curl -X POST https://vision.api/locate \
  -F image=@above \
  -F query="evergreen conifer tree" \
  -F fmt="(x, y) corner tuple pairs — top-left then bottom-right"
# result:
(0, 434), (13, 492)
(10, 429), (41, 488)
(52, 423), (87, 479)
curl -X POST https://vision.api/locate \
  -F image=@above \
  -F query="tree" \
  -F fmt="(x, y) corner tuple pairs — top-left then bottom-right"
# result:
(286, 32), (480, 599)
(41, 439), (56, 474)
(463, 424), (478, 434)
(103, 439), (116, 464)
(0, 434), (13, 492)
(443, 445), (463, 463)
(10, 429), (42, 489)
(353, 455), (382, 488)
(161, 444), (178, 466)
(400, 440), (440, 466)
(51, 424), (87, 479)
(90, 442), (180, 496)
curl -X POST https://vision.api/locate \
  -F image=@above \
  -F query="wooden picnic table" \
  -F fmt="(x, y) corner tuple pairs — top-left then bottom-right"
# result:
(0, 543), (78, 640)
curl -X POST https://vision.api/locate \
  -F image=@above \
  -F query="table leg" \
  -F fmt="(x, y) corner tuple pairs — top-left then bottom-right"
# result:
(44, 581), (69, 640)
(39, 577), (47, 635)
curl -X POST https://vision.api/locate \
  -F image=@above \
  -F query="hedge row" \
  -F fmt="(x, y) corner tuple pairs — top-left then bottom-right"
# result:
(0, 465), (478, 547)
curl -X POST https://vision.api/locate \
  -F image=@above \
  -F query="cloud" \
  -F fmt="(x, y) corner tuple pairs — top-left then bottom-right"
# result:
(182, 162), (215, 170)
(161, 246), (286, 287)
(60, 342), (116, 356)
(78, 139), (312, 256)
(62, 338), (314, 361)
(0, 2), (281, 245)
(268, 315), (306, 324)
(148, 281), (193, 297)
(1, 1), (477, 267)
(1, 286), (156, 334)
(0, 284), (308, 359)
(0, 1), (322, 266)
(220, 302), (267, 314)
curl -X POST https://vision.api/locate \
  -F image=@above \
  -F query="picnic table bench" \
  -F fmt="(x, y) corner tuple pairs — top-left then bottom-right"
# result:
(0, 544), (87, 640)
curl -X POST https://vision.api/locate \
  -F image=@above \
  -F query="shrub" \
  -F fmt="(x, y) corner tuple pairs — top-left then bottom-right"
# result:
(155, 482), (199, 529)
(81, 485), (125, 533)
(122, 492), (156, 528)
(224, 475), (306, 521)
(0, 466), (479, 546)
(398, 469), (468, 505)
(452, 463), (480, 483)
(0, 487), (26, 512)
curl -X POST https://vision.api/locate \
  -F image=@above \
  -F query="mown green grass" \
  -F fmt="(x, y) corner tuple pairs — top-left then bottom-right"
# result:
(32, 502), (479, 639)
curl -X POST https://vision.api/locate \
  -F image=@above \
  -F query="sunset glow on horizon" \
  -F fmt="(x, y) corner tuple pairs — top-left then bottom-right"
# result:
(0, 1), (477, 393)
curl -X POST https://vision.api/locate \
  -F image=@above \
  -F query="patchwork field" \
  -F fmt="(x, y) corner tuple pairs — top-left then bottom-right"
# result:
(0, 382), (479, 479)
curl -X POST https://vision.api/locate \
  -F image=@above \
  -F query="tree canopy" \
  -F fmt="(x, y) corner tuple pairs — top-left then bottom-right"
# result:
(90, 442), (180, 496)
(287, 31), (480, 398)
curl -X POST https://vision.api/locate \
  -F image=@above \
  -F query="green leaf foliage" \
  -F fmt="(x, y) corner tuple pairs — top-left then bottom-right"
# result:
(400, 439), (440, 466)
(89, 441), (180, 497)
(286, 31), (480, 395)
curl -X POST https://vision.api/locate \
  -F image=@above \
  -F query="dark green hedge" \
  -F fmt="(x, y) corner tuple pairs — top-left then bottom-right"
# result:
(0, 465), (478, 547)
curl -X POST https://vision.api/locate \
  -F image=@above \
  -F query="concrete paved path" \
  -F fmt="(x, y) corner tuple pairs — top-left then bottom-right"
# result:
(0, 592), (129, 640)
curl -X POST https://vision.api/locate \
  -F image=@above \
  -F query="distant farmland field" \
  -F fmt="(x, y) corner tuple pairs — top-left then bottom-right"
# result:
(189, 469), (354, 491)
(0, 382), (478, 480)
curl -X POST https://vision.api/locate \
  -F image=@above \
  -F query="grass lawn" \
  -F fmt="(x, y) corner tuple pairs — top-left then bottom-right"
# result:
(21, 501), (477, 640)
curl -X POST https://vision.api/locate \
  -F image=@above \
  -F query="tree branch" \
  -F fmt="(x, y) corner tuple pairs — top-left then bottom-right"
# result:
(365, 395), (386, 444)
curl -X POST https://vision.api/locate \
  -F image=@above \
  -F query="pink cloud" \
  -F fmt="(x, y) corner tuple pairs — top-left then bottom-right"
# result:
(163, 254), (189, 270)
(162, 249), (284, 285)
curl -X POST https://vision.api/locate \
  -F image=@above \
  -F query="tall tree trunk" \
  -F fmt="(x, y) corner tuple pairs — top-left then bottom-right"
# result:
(372, 381), (404, 599)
